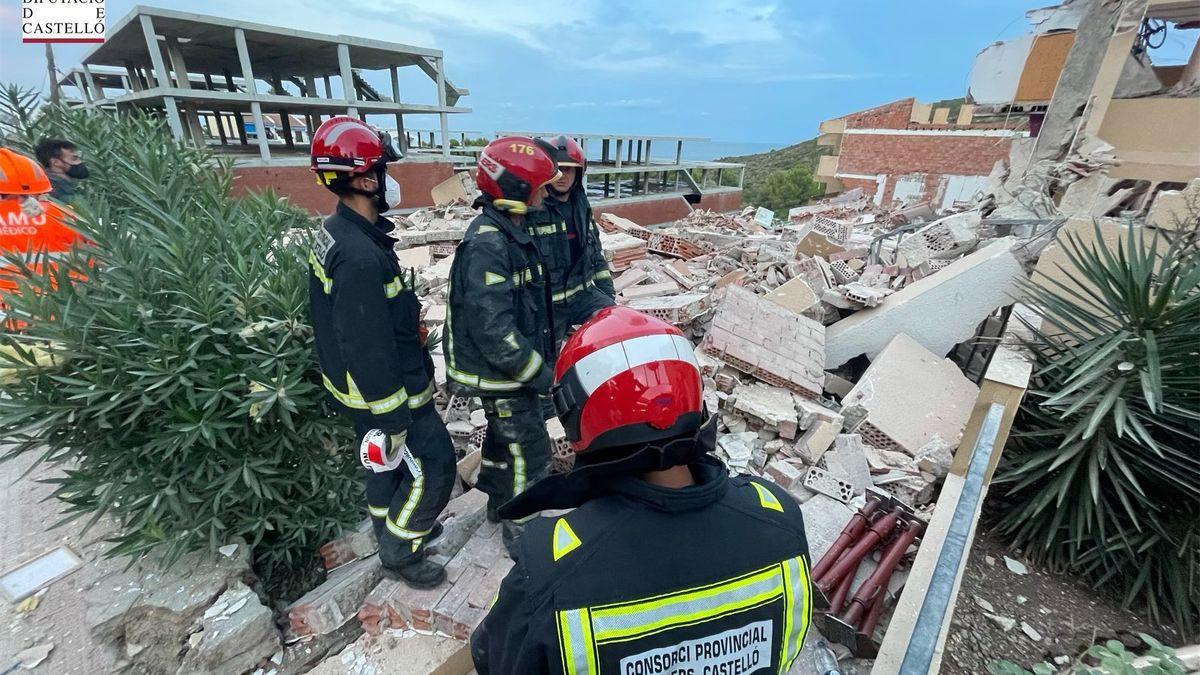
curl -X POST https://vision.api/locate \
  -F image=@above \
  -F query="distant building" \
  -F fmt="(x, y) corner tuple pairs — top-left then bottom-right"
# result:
(813, 98), (1024, 212)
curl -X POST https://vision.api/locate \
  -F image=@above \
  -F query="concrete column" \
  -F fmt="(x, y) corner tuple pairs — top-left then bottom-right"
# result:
(304, 74), (318, 98)
(234, 27), (271, 162)
(601, 138), (609, 163)
(123, 62), (143, 91)
(1033, 0), (1125, 161)
(139, 15), (183, 140)
(615, 138), (623, 168)
(281, 111), (295, 149)
(675, 140), (682, 165)
(82, 65), (101, 102)
(436, 57), (449, 160)
(74, 72), (93, 105)
(1082, 0), (1150, 138)
(323, 76), (333, 98)
(165, 36), (191, 89)
(645, 140), (652, 164)
(337, 43), (358, 118)
(215, 110), (228, 145)
(390, 65), (406, 152)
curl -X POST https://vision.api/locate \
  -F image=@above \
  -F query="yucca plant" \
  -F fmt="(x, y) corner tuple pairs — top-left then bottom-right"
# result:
(997, 220), (1200, 637)
(0, 86), (360, 598)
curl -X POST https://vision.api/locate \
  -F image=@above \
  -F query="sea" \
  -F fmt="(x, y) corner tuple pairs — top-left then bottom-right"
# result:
(583, 140), (789, 163)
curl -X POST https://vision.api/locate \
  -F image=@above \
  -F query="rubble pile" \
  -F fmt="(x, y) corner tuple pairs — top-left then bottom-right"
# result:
(339, 181), (1048, 670)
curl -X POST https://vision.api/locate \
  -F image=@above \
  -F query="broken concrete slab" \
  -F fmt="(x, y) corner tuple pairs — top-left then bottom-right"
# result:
(1147, 177), (1200, 231)
(731, 383), (801, 439)
(286, 555), (384, 639)
(177, 581), (280, 675)
(426, 489), (488, 565)
(897, 211), (981, 266)
(764, 277), (819, 314)
(822, 435), (873, 494)
(825, 238), (1025, 368)
(792, 419), (841, 464)
(842, 334), (979, 455)
(319, 519), (378, 570)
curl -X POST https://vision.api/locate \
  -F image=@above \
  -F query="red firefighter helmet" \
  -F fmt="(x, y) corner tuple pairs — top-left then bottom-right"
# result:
(0, 148), (52, 196)
(543, 135), (586, 171)
(475, 136), (561, 214)
(310, 116), (402, 186)
(552, 306), (704, 454)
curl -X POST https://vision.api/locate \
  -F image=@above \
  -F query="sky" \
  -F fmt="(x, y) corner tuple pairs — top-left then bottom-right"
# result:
(2, 1), (1197, 146)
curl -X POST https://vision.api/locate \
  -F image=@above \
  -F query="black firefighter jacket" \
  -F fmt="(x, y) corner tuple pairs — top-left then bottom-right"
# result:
(445, 202), (556, 397)
(308, 202), (436, 434)
(526, 188), (615, 320)
(470, 455), (813, 675)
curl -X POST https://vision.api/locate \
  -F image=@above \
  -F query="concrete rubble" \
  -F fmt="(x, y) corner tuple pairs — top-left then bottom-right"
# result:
(316, 151), (1085, 671)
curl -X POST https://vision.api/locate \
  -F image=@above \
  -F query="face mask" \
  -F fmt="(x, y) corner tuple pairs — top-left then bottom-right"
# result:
(66, 162), (89, 180)
(384, 174), (402, 210)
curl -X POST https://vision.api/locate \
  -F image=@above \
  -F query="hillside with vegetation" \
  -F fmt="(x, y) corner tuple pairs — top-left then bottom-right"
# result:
(721, 96), (966, 211)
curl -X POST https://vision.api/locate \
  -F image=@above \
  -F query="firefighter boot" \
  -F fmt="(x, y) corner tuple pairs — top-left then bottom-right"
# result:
(379, 533), (445, 589)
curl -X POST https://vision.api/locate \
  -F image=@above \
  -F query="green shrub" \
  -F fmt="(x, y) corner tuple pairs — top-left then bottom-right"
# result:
(997, 222), (1200, 636)
(744, 165), (822, 214)
(0, 86), (360, 597)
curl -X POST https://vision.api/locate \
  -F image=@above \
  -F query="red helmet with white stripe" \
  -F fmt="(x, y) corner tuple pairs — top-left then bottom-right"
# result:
(552, 306), (704, 455)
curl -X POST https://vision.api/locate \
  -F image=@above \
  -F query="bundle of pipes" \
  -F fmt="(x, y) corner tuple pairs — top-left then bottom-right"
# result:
(811, 489), (927, 658)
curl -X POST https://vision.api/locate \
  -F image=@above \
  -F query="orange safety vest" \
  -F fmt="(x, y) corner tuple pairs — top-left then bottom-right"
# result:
(0, 197), (87, 323)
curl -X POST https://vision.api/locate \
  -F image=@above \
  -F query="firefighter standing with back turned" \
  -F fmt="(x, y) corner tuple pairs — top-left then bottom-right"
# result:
(307, 117), (456, 589)
(471, 306), (813, 674)
(445, 137), (561, 559)
(525, 135), (614, 353)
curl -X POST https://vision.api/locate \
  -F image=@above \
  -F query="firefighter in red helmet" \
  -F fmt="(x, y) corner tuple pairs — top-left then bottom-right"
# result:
(470, 306), (813, 674)
(525, 135), (614, 353)
(307, 116), (456, 588)
(444, 136), (561, 558)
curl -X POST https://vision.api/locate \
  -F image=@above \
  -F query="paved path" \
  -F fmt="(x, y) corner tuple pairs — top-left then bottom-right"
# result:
(1, 449), (124, 673)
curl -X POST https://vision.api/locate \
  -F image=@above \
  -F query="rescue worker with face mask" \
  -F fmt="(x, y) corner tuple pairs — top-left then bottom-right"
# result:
(307, 116), (456, 589)
(526, 135), (614, 350)
(470, 306), (813, 674)
(444, 137), (561, 559)
(34, 138), (89, 204)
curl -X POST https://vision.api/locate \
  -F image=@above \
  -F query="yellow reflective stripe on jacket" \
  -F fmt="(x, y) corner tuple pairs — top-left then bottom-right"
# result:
(368, 505), (389, 518)
(554, 556), (811, 675)
(322, 373), (408, 414)
(477, 225), (499, 234)
(779, 556), (812, 671)
(515, 350), (543, 383)
(383, 275), (405, 298)
(592, 269), (612, 281)
(308, 252), (333, 293)
(552, 280), (592, 303)
(529, 222), (563, 236)
(408, 381), (435, 409)
(485, 271), (507, 286)
(447, 365), (524, 392)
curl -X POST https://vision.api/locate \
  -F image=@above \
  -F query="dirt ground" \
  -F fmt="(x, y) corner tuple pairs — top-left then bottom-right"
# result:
(941, 527), (1179, 674)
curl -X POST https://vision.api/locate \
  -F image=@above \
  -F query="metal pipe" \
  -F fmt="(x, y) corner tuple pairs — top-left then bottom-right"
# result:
(841, 520), (925, 627)
(827, 560), (857, 615)
(817, 507), (902, 595)
(813, 495), (882, 581)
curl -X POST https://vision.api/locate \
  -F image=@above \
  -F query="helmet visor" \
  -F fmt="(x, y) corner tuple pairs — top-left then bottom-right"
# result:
(379, 131), (404, 162)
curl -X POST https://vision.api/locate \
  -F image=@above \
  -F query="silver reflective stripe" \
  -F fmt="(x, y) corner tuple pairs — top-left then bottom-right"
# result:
(480, 458), (509, 469)
(408, 381), (435, 408)
(515, 350), (543, 383)
(781, 556), (811, 672)
(558, 608), (594, 675)
(589, 567), (783, 641)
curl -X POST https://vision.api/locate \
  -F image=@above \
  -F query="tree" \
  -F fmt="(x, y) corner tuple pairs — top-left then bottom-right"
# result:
(0, 85), (361, 599)
(746, 165), (821, 213)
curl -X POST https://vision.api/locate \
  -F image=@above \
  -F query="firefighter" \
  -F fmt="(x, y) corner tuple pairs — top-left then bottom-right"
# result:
(444, 136), (561, 558)
(471, 306), (813, 674)
(307, 117), (456, 588)
(34, 138), (88, 204)
(527, 135), (614, 349)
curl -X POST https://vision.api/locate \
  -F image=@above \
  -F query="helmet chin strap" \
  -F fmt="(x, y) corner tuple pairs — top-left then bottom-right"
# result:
(351, 164), (389, 212)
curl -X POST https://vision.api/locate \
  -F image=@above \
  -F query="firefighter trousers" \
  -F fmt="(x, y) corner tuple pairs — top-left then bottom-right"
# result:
(356, 406), (456, 565)
(476, 393), (552, 523)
